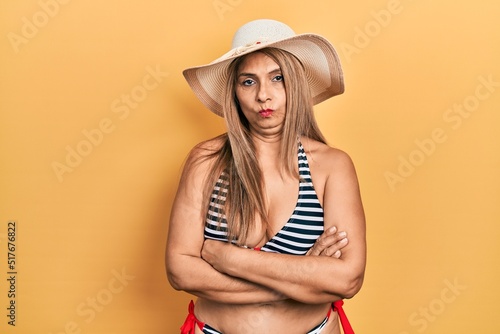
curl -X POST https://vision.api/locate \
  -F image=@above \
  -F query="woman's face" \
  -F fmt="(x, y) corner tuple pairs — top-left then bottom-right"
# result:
(235, 52), (287, 137)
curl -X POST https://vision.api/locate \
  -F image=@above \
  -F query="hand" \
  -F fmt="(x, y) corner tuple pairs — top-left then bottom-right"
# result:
(201, 239), (233, 272)
(306, 226), (348, 258)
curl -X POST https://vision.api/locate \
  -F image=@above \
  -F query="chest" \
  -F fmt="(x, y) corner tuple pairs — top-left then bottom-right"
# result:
(245, 172), (325, 250)
(204, 145), (326, 253)
(240, 175), (298, 246)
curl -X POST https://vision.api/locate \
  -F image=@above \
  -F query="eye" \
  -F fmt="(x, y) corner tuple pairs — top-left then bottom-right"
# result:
(241, 78), (255, 86)
(272, 75), (284, 82)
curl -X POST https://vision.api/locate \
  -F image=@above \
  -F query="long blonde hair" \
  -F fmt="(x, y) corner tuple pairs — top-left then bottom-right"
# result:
(202, 47), (327, 244)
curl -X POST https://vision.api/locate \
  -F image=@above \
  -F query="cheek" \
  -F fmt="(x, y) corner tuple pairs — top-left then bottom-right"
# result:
(235, 89), (252, 108)
(277, 89), (286, 106)
(273, 84), (286, 99)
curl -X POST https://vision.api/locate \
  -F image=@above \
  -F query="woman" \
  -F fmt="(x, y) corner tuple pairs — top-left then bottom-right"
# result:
(166, 19), (366, 334)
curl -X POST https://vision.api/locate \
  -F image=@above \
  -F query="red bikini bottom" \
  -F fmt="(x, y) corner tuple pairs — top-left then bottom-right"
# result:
(180, 299), (354, 334)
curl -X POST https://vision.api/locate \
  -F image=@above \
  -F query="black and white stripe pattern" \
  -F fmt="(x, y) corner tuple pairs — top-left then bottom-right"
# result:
(204, 143), (324, 255)
(201, 314), (329, 334)
(306, 314), (330, 334)
(201, 323), (223, 334)
(204, 172), (230, 241)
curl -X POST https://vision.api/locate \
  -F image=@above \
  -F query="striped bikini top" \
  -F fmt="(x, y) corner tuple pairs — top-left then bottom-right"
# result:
(204, 143), (324, 255)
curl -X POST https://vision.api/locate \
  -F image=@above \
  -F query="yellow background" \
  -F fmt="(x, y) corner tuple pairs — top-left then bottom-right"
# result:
(1, 0), (499, 333)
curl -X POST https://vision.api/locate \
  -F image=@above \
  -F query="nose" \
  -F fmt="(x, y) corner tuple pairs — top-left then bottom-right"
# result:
(256, 81), (272, 103)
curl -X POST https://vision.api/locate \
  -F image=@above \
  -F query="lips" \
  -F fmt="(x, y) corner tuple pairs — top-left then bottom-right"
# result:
(259, 109), (274, 118)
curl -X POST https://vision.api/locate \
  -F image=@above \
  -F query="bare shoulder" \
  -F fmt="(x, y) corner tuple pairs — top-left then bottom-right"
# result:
(301, 138), (357, 177)
(185, 135), (225, 165)
(181, 134), (226, 181)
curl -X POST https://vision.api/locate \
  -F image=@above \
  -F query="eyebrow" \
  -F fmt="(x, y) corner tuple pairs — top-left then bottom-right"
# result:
(238, 68), (281, 78)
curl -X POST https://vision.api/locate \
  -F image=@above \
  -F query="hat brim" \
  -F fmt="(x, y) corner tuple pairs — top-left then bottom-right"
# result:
(183, 33), (344, 117)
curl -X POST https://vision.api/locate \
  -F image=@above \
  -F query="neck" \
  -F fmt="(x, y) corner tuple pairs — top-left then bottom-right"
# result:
(251, 132), (282, 156)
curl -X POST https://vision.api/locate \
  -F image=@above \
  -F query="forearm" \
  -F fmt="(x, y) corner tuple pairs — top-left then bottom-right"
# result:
(218, 247), (364, 304)
(168, 253), (287, 304)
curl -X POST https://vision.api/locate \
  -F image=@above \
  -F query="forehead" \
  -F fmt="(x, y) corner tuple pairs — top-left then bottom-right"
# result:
(237, 52), (280, 73)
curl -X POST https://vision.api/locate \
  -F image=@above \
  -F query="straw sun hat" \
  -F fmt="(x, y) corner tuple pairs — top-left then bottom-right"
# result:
(183, 19), (344, 117)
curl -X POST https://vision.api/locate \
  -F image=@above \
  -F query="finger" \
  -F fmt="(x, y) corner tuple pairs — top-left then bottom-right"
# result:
(307, 227), (342, 256)
(307, 227), (350, 256)
(307, 237), (330, 256)
(306, 243), (321, 256)
(307, 227), (333, 255)
(320, 237), (349, 257)
(310, 226), (337, 255)
(317, 231), (347, 252)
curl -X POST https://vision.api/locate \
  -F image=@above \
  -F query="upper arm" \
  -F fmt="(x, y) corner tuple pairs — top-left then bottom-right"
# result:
(323, 149), (366, 287)
(165, 144), (214, 283)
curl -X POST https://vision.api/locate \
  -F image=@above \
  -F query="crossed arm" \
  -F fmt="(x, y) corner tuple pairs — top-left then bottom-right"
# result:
(166, 145), (366, 304)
